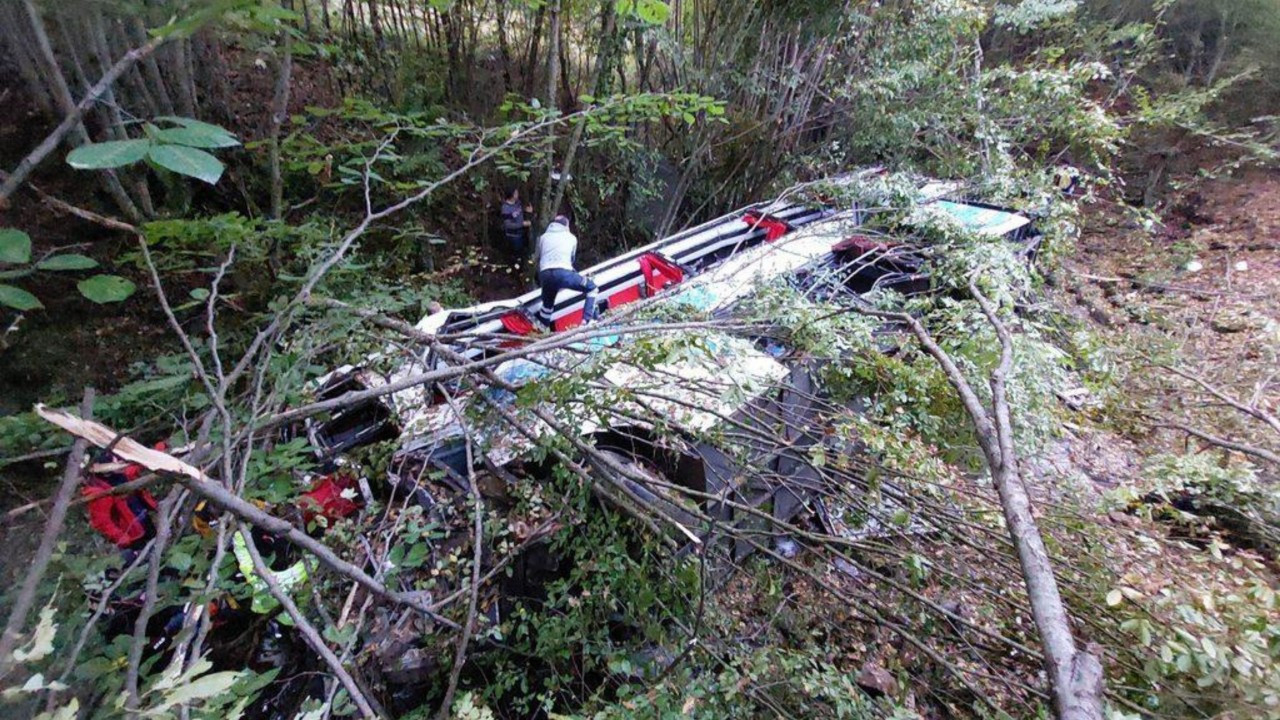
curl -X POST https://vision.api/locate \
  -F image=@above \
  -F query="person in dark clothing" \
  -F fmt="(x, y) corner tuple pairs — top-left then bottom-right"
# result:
(500, 186), (533, 258)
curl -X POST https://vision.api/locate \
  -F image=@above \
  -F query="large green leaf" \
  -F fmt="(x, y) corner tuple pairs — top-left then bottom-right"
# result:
(154, 126), (240, 149)
(147, 145), (225, 184)
(156, 116), (239, 136)
(66, 139), (151, 170)
(0, 283), (42, 310)
(77, 275), (136, 303)
(37, 254), (98, 271)
(0, 228), (32, 264)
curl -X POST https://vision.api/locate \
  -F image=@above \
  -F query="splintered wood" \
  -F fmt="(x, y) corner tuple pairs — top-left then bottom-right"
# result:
(33, 404), (212, 483)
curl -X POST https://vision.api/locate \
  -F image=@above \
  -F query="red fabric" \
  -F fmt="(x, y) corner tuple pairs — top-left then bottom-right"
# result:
(499, 310), (535, 336)
(119, 442), (167, 482)
(637, 253), (684, 296)
(742, 213), (791, 242)
(82, 479), (151, 548)
(299, 473), (362, 525)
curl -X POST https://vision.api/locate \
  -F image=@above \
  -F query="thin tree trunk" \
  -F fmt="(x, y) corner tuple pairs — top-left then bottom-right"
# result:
(105, 15), (158, 117)
(0, 391), (93, 678)
(170, 38), (198, 116)
(7, 0), (142, 220)
(495, 0), (513, 92)
(1204, 12), (1230, 86)
(536, 0), (562, 227)
(56, 17), (117, 140)
(523, 1), (546, 97)
(0, 1), (55, 114)
(269, 30), (294, 220)
(442, 5), (464, 101)
(131, 17), (175, 115)
(861, 288), (1107, 720)
(82, 17), (131, 141)
(545, 0), (617, 225)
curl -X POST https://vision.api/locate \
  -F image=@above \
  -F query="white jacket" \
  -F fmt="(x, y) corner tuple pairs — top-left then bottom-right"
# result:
(537, 221), (577, 272)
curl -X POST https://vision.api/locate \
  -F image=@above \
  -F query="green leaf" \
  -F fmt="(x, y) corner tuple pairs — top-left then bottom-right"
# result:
(13, 603), (58, 662)
(154, 126), (240, 149)
(155, 116), (238, 137)
(0, 228), (33, 264)
(66, 139), (151, 170)
(0, 284), (42, 310)
(155, 670), (242, 710)
(148, 145), (225, 184)
(37, 254), (98, 271)
(77, 275), (136, 304)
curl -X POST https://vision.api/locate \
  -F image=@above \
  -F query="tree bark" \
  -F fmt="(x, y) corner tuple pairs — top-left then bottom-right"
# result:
(0, 1), (55, 114)
(1, 0), (143, 220)
(536, 0), (562, 227)
(0, 390), (94, 678)
(544, 0), (617, 227)
(130, 16), (176, 115)
(268, 29), (294, 220)
(858, 287), (1106, 720)
(523, 1), (546, 97)
(494, 0), (514, 92)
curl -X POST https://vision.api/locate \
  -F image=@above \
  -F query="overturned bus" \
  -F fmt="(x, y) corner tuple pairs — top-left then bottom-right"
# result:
(308, 170), (1043, 556)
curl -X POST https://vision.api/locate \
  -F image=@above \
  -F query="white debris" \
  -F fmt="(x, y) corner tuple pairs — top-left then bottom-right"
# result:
(1185, 259), (1203, 273)
(1234, 260), (1249, 272)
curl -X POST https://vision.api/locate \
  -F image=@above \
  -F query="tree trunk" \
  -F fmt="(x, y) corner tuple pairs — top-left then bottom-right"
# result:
(104, 15), (158, 117)
(268, 30), (294, 220)
(442, 5), (464, 101)
(545, 0), (618, 225)
(495, 0), (514, 92)
(536, 0), (562, 228)
(0, 1), (55, 114)
(523, 1), (546, 97)
(167, 38), (198, 117)
(131, 17), (176, 115)
(18, 0), (142, 221)
(868, 287), (1107, 720)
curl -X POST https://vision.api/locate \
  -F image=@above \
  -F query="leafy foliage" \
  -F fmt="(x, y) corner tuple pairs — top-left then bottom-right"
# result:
(66, 117), (239, 185)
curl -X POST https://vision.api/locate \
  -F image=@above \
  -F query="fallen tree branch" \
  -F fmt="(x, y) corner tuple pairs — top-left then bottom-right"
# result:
(239, 528), (379, 719)
(124, 490), (181, 717)
(1157, 364), (1280, 437)
(0, 389), (94, 679)
(847, 284), (1105, 720)
(1156, 420), (1280, 466)
(0, 170), (139, 234)
(31, 405), (461, 632)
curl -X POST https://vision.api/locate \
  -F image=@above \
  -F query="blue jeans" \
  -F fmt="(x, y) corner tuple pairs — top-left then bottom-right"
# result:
(504, 228), (528, 257)
(538, 268), (598, 324)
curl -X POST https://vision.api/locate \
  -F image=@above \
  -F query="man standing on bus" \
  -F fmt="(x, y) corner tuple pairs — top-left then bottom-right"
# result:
(535, 213), (598, 327)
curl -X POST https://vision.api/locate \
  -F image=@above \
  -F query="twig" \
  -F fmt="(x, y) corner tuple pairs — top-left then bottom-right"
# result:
(436, 394), (486, 719)
(238, 529), (378, 719)
(124, 489), (182, 717)
(1156, 420), (1280, 466)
